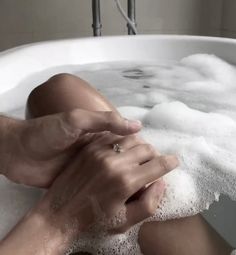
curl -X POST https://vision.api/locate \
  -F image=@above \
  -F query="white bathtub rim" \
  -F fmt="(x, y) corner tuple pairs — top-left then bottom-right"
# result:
(1, 34), (236, 95)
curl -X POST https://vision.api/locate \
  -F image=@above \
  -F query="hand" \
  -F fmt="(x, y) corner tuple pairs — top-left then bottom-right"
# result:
(0, 133), (179, 255)
(34, 133), (179, 242)
(0, 111), (142, 187)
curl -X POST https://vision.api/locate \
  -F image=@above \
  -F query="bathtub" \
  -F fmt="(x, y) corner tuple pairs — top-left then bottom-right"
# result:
(0, 35), (236, 247)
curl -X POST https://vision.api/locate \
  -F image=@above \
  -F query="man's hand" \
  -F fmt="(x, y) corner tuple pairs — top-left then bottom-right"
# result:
(0, 132), (178, 255)
(0, 110), (142, 187)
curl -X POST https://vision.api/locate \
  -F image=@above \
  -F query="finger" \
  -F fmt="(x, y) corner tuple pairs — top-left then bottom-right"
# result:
(87, 131), (123, 148)
(87, 131), (145, 154)
(22, 110), (142, 158)
(114, 179), (165, 233)
(134, 155), (179, 191)
(90, 134), (144, 151)
(117, 144), (157, 165)
(61, 109), (142, 135)
(74, 132), (111, 150)
(118, 134), (145, 150)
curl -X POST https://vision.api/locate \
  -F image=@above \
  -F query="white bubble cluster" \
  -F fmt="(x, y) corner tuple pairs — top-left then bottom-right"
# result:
(0, 54), (236, 253)
(67, 208), (142, 255)
(72, 54), (236, 253)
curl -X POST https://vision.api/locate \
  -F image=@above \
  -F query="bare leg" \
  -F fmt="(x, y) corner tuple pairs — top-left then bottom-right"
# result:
(139, 215), (232, 255)
(26, 73), (117, 118)
(27, 73), (232, 255)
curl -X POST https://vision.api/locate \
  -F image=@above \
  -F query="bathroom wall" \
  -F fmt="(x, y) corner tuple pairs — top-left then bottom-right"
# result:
(222, 0), (236, 38)
(0, 0), (232, 52)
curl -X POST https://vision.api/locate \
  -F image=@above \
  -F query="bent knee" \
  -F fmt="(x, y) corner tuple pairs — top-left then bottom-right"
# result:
(28, 73), (77, 102)
(48, 73), (77, 84)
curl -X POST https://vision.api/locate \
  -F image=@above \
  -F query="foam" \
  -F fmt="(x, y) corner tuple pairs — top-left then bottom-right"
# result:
(0, 54), (236, 253)
(70, 54), (236, 253)
(144, 101), (236, 136)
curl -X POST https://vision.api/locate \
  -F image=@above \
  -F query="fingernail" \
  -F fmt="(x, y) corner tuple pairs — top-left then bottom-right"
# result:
(127, 119), (142, 129)
(161, 155), (179, 171)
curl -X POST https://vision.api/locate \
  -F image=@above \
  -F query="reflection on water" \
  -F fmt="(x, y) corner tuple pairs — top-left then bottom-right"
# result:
(122, 68), (154, 79)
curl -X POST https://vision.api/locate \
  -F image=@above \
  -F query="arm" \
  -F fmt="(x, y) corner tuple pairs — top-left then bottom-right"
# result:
(0, 116), (67, 254)
(27, 73), (233, 255)
(0, 115), (19, 176)
(0, 130), (176, 255)
(0, 73), (178, 254)
(0, 211), (67, 255)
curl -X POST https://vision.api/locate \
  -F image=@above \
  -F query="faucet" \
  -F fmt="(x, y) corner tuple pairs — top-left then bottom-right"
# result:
(92, 0), (137, 36)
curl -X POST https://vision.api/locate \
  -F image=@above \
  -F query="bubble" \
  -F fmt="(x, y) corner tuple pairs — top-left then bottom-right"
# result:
(1, 54), (236, 253)
(67, 54), (236, 253)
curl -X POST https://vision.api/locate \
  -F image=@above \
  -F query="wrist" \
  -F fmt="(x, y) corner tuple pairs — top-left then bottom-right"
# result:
(30, 204), (76, 253)
(35, 195), (95, 236)
(0, 207), (72, 255)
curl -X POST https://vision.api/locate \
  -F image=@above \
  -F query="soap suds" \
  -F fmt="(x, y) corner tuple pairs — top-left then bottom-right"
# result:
(71, 54), (236, 253)
(0, 54), (236, 253)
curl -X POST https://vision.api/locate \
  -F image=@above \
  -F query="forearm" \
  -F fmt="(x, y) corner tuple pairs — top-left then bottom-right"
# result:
(0, 209), (70, 255)
(0, 115), (17, 176)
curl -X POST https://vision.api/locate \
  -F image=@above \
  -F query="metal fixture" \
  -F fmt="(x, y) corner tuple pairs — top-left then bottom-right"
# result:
(127, 0), (136, 35)
(92, 0), (102, 36)
(92, 0), (137, 36)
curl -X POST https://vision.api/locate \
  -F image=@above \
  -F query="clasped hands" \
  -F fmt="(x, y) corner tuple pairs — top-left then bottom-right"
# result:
(0, 109), (178, 251)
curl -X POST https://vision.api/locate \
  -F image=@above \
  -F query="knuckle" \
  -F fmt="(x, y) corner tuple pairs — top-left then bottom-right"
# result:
(101, 156), (115, 170)
(143, 144), (155, 155)
(129, 134), (143, 144)
(63, 109), (78, 127)
(159, 156), (167, 170)
(105, 111), (120, 129)
(158, 156), (176, 172)
(142, 199), (157, 216)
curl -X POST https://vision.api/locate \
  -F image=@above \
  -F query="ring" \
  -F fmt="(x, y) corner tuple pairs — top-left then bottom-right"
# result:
(113, 143), (123, 153)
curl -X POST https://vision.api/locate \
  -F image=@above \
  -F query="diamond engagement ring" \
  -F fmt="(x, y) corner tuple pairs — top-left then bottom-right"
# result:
(113, 143), (123, 153)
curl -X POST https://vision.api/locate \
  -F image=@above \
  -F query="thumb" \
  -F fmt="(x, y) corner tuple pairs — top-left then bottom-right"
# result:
(61, 109), (142, 135)
(22, 109), (142, 158)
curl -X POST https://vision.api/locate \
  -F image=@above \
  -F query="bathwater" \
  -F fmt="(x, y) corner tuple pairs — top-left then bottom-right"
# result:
(0, 54), (236, 254)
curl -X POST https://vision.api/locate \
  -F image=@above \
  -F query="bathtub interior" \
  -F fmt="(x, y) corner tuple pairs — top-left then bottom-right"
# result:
(0, 35), (236, 247)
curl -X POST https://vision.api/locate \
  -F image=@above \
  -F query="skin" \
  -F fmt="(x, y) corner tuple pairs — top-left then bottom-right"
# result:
(0, 111), (142, 187)
(139, 215), (232, 255)
(0, 73), (179, 254)
(0, 73), (232, 254)
(25, 73), (232, 255)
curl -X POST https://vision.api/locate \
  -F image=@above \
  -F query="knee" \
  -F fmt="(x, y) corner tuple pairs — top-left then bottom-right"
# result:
(48, 73), (76, 84)
(26, 73), (74, 116)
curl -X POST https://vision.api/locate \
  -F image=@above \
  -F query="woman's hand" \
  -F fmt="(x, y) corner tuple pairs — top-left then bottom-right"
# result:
(0, 133), (178, 254)
(35, 133), (178, 248)
(0, 111), (141, 187)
